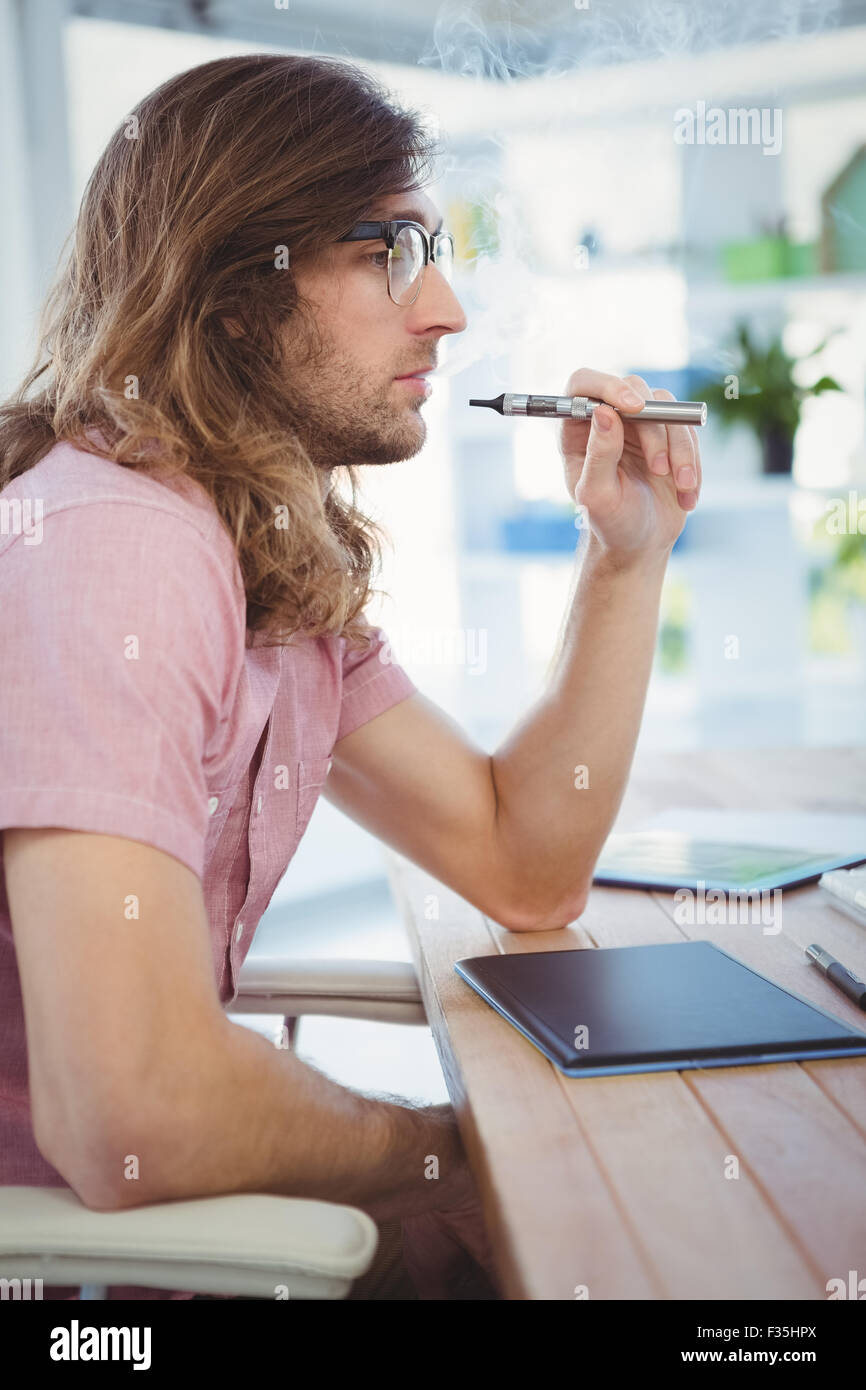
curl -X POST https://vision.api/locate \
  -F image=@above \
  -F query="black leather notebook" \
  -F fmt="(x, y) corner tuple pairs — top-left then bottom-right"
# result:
(455, 941), (866, 1078)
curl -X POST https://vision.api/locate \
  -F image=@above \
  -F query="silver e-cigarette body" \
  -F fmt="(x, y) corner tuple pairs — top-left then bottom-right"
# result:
(469, 393), (707, 426)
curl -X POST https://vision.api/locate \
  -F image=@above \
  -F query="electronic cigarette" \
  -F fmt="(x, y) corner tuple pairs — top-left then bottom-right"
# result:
(469, 393), (707, 426)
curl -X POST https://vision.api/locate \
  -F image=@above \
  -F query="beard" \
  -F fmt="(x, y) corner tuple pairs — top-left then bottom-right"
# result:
(275, 301), (429, 474)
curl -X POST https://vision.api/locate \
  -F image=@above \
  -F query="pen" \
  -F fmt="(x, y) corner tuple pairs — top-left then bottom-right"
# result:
(469, 393), (708, 426)
(805, 943), (866, 1011)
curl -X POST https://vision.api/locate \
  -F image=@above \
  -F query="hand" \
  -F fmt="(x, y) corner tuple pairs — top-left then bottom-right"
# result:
(559, 367), (702, 563)
(394, 1104), (500, 1298)
(401, 1166), (500, 1299)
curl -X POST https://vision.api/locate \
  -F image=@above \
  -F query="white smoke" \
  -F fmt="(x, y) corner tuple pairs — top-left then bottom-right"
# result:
(407, 0), (847, 385)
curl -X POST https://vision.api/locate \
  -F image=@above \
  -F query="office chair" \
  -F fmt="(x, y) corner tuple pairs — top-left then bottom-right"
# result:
(0, 955), (426, 1299)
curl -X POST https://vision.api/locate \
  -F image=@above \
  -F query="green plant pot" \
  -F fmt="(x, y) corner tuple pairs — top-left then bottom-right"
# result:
(785, 241), (818, 277)
(721, 237), (788, 283)
(760, 427), (794, 475)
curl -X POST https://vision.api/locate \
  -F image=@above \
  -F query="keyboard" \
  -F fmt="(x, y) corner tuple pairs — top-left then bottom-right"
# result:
(819, 867), (866, 928)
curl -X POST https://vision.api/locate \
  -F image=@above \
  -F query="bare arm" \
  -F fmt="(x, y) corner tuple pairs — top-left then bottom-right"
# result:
(488, 535), (668, 924)
(4, 826), (468, 1215)
(325, 371), (700, 931)
(326, 543), (666, 931)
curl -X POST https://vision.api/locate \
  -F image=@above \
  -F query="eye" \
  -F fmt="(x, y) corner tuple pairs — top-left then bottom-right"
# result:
(364, 249), (388, 269)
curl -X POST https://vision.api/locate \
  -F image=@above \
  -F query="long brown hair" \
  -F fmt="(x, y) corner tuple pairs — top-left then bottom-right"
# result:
(0, 53), (440, 649)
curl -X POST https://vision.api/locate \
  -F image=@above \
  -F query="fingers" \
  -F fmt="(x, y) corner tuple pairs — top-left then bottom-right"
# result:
(627, 384), (701, 510)
(606, 376), (701, 502)
(567, 369), (681, 483)
(565, 368), (668, 477)
(652, 388), (693, 486)
(688, 424), (702, 494)
(579, 400), (624, 498)
(620, 374), (669, 475)
(673, 423), (701, 512)
(649, 388), (699, 509)
(563, 368), (703, 511)
(564, 366), (645, 415)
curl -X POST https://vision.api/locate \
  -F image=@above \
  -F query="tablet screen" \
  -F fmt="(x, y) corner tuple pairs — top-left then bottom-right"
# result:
(593, 831), (865, 892)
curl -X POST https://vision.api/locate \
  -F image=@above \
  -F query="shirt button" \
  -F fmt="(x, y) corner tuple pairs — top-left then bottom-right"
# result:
(235, 921), (244, 943)
(208, 796), (219, 815)
(256, 794), (263, 815)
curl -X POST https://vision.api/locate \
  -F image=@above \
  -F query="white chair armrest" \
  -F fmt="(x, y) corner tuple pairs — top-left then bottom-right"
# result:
(232, 956), (426, 1024)
(0, 1186), (378, 1299)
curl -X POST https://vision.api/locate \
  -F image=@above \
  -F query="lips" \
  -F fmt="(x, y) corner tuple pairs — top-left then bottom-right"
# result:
(395, 365), (435, 380)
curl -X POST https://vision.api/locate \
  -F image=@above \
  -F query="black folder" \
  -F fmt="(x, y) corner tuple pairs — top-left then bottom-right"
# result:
(455, 941), (866, 1077)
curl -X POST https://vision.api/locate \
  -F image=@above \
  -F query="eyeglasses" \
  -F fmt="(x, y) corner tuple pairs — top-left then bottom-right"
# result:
(337, 220), (455, 306)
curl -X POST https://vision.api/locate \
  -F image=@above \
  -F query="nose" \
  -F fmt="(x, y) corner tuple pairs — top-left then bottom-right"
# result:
(407, 262), (467, 336)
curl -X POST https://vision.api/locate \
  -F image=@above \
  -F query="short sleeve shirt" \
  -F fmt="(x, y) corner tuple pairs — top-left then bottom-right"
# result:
(0, 441), (417, 1295)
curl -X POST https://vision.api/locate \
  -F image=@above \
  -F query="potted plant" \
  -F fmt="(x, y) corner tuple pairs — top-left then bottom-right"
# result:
(697, 322), (843, 475)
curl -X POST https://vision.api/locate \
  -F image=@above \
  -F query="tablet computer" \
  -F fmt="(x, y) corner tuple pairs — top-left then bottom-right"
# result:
(592, 830), (865, 893)
(455, 941), (866, 1078)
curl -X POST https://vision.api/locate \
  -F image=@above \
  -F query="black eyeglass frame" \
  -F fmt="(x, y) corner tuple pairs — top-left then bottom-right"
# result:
(336, 220), (455, 305)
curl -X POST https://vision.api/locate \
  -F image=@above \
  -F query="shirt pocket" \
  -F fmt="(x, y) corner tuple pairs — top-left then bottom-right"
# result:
(295, 756), (333, 839)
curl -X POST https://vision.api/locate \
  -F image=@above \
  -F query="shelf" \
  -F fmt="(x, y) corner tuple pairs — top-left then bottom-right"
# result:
(686, 271), (866, 305)
(454, 261), (866, 306)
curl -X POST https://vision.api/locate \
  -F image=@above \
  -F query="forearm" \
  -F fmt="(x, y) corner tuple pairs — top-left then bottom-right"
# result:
(490, 532), (669, 927)
(79, 1019), (465, 1219)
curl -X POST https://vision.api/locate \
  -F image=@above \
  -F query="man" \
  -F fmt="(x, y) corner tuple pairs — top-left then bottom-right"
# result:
(0, 52), (700, 1301)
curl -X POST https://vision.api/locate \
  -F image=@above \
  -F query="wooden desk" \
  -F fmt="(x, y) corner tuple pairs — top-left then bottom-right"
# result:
(385, 747), (866, 1301)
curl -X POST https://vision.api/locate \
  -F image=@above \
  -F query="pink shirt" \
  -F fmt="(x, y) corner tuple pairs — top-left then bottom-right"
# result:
(0, 440), (417, 1298)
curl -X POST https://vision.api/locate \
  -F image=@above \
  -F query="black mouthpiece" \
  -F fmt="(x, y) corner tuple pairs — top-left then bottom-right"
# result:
(469, 394), (505, 415)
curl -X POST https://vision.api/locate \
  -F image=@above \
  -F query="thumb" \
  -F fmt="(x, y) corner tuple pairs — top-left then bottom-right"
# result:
(579, 404), (623, 495)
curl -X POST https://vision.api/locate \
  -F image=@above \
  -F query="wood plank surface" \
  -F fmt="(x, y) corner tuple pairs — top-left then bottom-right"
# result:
(386, 747), (866, 1300)
(386, 863), (658, 1300)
